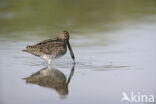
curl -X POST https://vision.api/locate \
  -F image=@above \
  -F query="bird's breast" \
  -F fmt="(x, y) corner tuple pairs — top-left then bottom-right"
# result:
(54, 44), (67, 58)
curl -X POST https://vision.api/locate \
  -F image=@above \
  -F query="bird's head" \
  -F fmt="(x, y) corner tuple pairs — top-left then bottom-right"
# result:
(58, 30), (75, 61)
(58, 30), (70, 41)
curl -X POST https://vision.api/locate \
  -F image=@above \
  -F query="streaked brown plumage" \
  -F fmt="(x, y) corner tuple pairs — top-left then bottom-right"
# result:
(22, 30), (75, 65)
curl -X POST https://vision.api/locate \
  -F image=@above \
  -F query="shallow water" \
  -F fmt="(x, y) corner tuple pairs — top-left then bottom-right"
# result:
(0, 0), (156, 104)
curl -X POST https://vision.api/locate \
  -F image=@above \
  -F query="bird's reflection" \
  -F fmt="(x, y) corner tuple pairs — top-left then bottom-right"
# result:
(23, 64), (75, 97)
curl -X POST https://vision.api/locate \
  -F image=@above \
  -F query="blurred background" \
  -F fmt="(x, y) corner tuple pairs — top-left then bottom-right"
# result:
(0, 0), (156, 104)
(0, 0), (156, 37)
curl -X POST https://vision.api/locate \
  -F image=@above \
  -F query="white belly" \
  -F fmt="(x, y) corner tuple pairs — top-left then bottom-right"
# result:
(41, 54), (55, 60)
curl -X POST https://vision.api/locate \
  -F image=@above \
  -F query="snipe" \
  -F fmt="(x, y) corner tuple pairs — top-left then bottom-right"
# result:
(22, 30), (75, 65)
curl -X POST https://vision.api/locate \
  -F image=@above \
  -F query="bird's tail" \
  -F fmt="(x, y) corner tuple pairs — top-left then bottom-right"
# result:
(22, 49), (28, 52)
(22, 45), (32, 52)
(22, 45), (41, 56)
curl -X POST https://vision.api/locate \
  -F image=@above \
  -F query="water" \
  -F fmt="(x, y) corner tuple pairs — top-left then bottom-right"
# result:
(0, 0), (156, 104)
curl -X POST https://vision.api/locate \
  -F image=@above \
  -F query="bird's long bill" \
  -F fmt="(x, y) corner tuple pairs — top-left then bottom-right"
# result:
(67, 41), (75, 61)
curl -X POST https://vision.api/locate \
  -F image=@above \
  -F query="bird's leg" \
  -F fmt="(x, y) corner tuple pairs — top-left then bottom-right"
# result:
(48, 59), (51, 66)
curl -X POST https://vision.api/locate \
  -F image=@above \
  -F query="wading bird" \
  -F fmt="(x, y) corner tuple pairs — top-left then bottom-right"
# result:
(22, 30), (75, 65)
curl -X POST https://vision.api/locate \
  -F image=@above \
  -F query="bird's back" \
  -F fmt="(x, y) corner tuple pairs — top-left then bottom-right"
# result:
(23, 38), (67, 58)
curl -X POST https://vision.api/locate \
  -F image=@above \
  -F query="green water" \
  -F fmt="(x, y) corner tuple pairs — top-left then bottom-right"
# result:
(1, 0), (156, 36)
(0, 0), (156, 104)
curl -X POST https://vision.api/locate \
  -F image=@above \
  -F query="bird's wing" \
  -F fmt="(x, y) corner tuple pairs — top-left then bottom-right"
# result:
(39, 42), (65, 54)
(23, 38), (66, 56)
(23, 38), (58, 55)
(35, 38), (58, 46)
